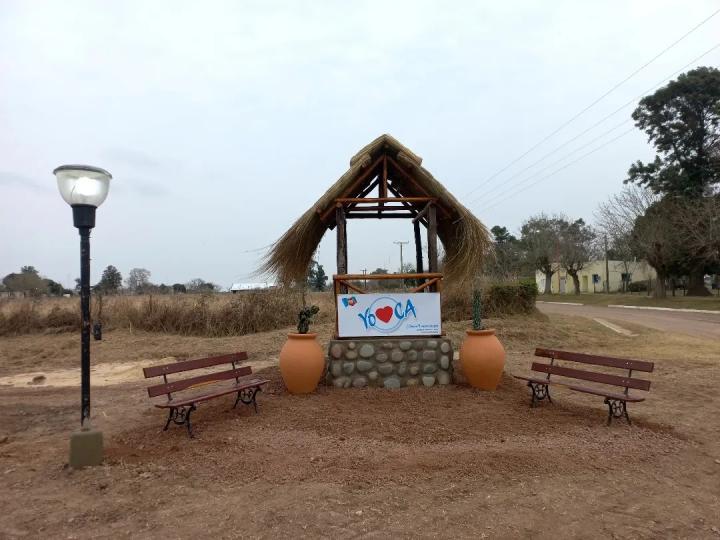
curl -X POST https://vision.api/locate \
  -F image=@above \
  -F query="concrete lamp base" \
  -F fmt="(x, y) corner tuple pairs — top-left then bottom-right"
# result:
(69, 426), (104, 469)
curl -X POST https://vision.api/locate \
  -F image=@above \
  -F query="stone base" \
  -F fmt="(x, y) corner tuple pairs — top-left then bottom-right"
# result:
(69, 427), (104, 468)
(327, 337), (453, 389)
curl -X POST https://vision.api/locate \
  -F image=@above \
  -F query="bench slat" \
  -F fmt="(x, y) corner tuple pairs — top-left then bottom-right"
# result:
(154, 378), (269, 408)
(143, 352), (248, 378)
(514, 375), (646, 402)
(530, 362), (651, 391)
(535, 348), (654, 373)
(147, 366), (252, 397)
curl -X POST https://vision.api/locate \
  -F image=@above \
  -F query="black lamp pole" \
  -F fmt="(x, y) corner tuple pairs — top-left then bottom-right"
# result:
(73, 204), (96, 426)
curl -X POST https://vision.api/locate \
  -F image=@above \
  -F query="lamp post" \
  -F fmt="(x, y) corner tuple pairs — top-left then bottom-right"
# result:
(54, 164), (113, 468)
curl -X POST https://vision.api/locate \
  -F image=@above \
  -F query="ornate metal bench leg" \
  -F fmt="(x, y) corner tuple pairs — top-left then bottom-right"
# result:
(604, 398), (629, 426)
(185, 404), (196, 438)
(237, 387), (261, 414)
(233, 391), (242, 409)
(528, 382), (550, 408)
(163, 408), (176, 431)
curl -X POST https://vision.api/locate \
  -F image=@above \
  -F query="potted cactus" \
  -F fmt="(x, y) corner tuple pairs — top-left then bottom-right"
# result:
(279, 304), (325, 394)
(459, 288), (506, 390)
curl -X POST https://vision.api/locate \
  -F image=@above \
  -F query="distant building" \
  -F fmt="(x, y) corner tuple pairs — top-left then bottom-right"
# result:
(230, 282), (275, 293)
(535, 260), (656, 294)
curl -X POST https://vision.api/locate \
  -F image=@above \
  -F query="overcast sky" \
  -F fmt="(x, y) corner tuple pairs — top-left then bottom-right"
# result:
(1, 1), (718, 289)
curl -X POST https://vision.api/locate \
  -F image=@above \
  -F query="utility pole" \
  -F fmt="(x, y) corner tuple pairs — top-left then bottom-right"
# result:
(393, 241), (409, 273)
(604, 234), (610, 294)
(362, 268), (367, 289)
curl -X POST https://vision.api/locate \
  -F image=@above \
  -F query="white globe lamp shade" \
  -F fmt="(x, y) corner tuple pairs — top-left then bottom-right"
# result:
(54, 165), (113, 208)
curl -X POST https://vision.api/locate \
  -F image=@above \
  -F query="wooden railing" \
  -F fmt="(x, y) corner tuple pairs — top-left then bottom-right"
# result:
(333, 272), (443, 294)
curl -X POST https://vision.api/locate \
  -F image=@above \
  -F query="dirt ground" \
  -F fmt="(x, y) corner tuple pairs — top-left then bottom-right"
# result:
(1, 314), (719, 539)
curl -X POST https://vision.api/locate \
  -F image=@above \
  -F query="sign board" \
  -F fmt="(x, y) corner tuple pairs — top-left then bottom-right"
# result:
(336, 293), (441, 338)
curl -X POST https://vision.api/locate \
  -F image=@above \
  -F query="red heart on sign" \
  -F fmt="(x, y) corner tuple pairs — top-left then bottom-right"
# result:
(375, 306), (393, 323)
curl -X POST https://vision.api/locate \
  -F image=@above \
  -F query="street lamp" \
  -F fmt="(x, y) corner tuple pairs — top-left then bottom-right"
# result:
(54, 164), (113, 468)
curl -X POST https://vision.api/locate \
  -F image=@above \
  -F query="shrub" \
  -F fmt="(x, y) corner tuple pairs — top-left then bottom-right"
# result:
(442, 281), (538, 321)
(627, 281), (648, 292)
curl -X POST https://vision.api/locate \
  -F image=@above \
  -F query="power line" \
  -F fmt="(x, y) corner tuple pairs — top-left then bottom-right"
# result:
(468, 118), (633, 205)
(465, 42), (720, 211)
(463, 7), (720, 199)
(475, 127), (635, 213)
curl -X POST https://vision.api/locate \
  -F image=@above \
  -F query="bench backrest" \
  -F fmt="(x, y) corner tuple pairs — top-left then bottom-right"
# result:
(533, 348), (654, 392)
(144, 352), (249, 399)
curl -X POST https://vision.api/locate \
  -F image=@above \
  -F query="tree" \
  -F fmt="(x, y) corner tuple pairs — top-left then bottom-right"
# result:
(125, 268), (151, 293)
(2, 266), (48, 295)
(595, 186), (660, 291)
(45, 279), (65, 296)
(488, 225), (523, 280)
(172, 283), (187, 294)
(186, 278), (218, 293)
(631, 199), (685, 298)
(96, 265), (123, 293)
(306, 260), (328, 291)
(520, 215), (562, 294)
(558, 218), (596, 294)
(626, 67), (720, 295)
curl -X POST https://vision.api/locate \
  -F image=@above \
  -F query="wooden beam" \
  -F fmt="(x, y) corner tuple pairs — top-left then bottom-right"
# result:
(386, 156), (451, 218)
(336, 206), (347, 292)
(411, 202), (432, 224)
(414, 220), (424, 275)
(336, 280), (366, 294)
(427, 204), (438, 291)
(346, 205), (418, 212)
(346, 212), (416, 219)
(335, 272), (442, 281)
(412, 277), (439, 293)
(387, 182), (428, 228)
(319, 155), (384, 222)
(336, 197), (435, 204)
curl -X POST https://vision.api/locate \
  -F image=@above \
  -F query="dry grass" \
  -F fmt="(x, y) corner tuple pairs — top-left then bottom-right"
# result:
(0, 285), (537, 338)
(0, 291), (336, 338)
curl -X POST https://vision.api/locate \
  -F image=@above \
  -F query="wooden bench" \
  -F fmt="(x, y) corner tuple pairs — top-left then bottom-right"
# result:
(143, 352), (269, 437)
(514, 348), (654, 425)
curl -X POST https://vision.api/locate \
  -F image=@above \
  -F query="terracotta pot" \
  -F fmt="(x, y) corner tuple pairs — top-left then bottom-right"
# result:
(459, 329), (506, 390)
(279, 333), (325, 394)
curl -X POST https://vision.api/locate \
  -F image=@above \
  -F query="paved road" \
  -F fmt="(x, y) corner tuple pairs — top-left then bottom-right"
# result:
(537, 302), (720, 341)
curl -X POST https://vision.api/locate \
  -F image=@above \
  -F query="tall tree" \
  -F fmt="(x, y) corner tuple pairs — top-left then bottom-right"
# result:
(595, 186), (660, 291)
(626, 66), (720, 295)
(489, 225), (523, 280)
(558, 218), (596, 294)
(125, 268), (152, 293)
(2, 266), (48, 295)
(96, 265), (123, 293)
(306, 260), (328, 291)
(520, 215), (562, 294)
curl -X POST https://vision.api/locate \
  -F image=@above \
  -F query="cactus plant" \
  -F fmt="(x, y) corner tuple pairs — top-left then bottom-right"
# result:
(472, 289), (484, 331)
(297, 305), (320, 334)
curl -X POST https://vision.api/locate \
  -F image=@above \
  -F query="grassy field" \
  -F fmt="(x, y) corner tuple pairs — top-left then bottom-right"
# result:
(538, 291), (720, 310)
(1, 311), (719, 537)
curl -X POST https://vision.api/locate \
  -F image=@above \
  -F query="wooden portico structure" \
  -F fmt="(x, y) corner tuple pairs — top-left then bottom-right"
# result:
(262, 134), (491, 293)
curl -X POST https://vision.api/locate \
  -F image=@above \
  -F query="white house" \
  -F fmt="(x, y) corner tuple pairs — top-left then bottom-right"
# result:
(535, 260), (656, 294)
(230, 282), (275, 293)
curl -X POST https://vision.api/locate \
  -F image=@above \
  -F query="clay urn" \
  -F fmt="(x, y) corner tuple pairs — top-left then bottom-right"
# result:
(459, 329), (506, 390)
(279, 333), (325, 394)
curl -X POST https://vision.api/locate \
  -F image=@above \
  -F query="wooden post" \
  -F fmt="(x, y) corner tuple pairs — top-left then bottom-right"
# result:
(336, 205), (348, 293)
(414, 220), (424, 289)
(427, 204), (438, 292)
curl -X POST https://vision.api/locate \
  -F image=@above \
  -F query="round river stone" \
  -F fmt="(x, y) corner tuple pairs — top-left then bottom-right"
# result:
(359, 344), (375, 358)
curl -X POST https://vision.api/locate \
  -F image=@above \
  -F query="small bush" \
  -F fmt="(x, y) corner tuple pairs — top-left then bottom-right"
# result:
(443, 281), (538, 321)
(627, 281), (648, 292)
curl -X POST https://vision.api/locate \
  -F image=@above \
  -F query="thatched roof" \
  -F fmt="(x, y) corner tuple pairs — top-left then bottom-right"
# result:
(260, 134), (492, 288)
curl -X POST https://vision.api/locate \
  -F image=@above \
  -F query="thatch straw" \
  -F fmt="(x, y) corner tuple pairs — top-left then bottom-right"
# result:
(260, 134), (492, 289)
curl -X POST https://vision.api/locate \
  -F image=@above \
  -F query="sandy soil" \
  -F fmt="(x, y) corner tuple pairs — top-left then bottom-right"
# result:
(1, 314), (719, 539)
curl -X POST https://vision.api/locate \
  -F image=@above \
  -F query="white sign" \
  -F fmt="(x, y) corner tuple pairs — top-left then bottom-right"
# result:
(336, 293), (441, 338)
